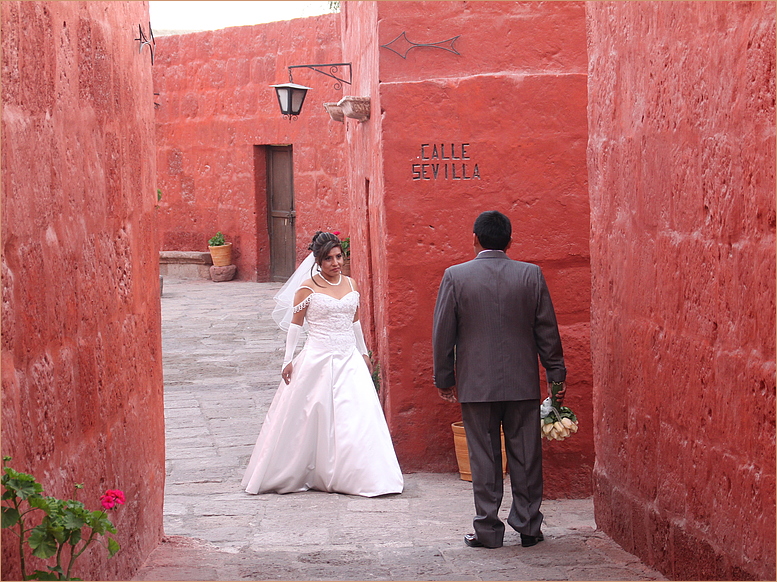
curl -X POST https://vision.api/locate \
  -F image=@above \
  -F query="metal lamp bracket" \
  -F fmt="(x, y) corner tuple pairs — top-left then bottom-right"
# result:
(288, 63), (352, 91)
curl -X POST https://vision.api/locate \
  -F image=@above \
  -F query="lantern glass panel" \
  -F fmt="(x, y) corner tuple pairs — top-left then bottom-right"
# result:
(276, 87), (290, 114)
(290, 89), (307, 114)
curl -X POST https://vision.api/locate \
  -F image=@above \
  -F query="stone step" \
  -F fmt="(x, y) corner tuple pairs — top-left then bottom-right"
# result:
(159, 251), (213, 280)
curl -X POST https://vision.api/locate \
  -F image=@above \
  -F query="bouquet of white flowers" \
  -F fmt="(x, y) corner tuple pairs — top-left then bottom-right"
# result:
(540, 381), (578, 441)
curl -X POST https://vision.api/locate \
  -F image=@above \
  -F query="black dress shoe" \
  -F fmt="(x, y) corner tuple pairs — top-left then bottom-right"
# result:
(520, 532), (544, 547)
(464, 534), (501, 548)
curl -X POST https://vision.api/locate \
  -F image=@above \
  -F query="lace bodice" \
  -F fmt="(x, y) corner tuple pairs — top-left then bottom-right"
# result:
(301, 291), (360, 354)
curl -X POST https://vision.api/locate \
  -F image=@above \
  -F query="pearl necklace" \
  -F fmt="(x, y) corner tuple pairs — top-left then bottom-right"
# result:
(320, 273), (342, 286)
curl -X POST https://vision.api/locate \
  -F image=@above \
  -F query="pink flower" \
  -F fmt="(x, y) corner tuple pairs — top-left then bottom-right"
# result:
(332, 230), (341, 236)
(100, 489), (126, 510)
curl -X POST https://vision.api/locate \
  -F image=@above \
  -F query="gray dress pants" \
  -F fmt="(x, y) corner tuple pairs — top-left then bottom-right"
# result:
(461, 399), (543, 547)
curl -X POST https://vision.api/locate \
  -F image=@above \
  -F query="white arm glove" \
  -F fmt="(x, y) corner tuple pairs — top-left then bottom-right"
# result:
(282, 323), (302, 370)
(353, 320), (369, 356)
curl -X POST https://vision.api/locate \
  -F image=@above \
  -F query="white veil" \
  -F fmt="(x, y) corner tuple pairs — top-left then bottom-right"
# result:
(272, 252), (319, 331)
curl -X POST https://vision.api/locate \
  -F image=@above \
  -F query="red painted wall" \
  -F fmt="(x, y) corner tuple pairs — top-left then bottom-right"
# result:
(153, 15), (348, 281)
(1, 2), (164, 580)
(356, 1), (593, 496)
(587, 2), (776, 579)
(340, 1), (386, 405)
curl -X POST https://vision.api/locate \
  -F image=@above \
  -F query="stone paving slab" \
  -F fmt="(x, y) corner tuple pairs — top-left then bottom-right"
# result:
(132, 278), (667, 581)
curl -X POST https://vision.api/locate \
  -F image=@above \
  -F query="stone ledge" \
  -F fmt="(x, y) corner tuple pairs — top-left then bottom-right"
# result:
(159, 251), (213, 265)
(159, 251), (213, 280)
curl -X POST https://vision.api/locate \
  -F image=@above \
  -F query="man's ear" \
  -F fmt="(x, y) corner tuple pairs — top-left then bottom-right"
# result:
(473, 232), (483, 254)
(505, 238), (512, 251)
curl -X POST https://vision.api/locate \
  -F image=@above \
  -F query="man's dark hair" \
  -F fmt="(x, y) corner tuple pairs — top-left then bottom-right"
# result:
(473, 210), (512, 250)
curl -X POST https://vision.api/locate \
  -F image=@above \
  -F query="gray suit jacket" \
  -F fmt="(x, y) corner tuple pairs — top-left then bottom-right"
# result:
(432, 250), (566, 402)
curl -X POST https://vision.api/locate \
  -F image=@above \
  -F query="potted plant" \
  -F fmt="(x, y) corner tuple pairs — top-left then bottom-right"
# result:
(207, 231), (232, 267)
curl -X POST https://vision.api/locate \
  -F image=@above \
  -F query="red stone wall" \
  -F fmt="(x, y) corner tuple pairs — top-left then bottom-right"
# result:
(153, 15), (348, 281)
(340, 1), (386, 403)
(1, 2), (164, 580)
(345, 1), (593, 495)
(587, 2), (776, 579)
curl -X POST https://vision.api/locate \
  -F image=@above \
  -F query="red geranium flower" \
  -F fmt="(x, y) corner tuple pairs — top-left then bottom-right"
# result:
(100, 489), (126, 510)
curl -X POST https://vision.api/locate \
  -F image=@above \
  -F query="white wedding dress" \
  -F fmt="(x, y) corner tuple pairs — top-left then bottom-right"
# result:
(241, 283), (404, 497)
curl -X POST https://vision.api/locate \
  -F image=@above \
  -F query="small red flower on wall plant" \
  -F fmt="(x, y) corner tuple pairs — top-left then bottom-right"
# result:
(100, 489), (126, 509)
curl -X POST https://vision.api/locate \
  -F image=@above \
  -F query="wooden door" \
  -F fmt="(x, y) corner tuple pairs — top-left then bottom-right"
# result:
(267, 146), (295, 281)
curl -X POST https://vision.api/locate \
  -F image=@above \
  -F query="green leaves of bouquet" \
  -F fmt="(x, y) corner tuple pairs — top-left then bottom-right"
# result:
(2, 457), (123, 581)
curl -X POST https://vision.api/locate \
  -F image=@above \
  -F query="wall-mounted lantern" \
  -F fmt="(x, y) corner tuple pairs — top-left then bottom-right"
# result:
(271, 82), (313, 119)
(271, 63), (352, 120)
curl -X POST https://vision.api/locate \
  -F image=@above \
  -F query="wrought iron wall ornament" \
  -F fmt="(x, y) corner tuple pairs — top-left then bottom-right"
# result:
(380, 32), (460, 59)
(287, 63), (352, 91)
(135, 22), (155, 65)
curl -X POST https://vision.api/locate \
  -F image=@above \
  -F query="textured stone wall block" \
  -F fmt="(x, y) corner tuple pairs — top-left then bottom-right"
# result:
(587, 2), (775, 579)
(1, 2), (164, 580)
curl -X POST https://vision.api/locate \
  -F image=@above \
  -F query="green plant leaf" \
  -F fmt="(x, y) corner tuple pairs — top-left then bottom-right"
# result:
(62, 511), (85, 531)
(1, 506), (20, 528)
(87, 511), (112, 535)
(28, 569), (60, 580)
(6, 477), (41, 500)
(68, 527), (82, 546)
(107, 537), (120, 557)
(29, 526), (58, 559)
(50, 524), (67, 544)
(28, 496), (51, 511)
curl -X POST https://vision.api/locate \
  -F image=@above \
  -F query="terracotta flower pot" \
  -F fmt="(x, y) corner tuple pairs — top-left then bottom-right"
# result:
(208, 242), (232, 267)
(451, 421), (508, 482)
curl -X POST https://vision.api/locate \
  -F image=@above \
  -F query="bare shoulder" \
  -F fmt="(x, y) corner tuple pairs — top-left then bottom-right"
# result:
(346, 276), (359, 291)
(294, 280), (315, 301)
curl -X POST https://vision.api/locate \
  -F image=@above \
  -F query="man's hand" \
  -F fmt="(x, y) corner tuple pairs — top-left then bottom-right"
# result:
(549, 381), (566, 405)
(438, 386), (458, 403)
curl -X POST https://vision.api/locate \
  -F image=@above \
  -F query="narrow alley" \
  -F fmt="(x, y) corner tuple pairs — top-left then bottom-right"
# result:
(132, 278), (666, 581)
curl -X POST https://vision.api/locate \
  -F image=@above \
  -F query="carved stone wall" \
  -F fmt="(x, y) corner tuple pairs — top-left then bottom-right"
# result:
(1, 2), (164, 579)
(587, 2), (775, 579)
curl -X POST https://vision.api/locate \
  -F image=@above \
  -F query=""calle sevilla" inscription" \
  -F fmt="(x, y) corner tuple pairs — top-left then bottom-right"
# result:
(412, 143), (481, 181)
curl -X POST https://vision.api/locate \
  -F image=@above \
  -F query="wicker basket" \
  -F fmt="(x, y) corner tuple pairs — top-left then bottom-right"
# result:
(451, 421), (508, 482)
(208, 242), (232, 267)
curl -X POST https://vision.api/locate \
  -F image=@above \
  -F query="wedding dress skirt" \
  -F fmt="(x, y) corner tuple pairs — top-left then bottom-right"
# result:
(241, 291), (404, 497)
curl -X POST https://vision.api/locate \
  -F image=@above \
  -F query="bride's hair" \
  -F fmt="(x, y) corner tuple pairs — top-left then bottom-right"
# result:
(308, 231), (343, 286)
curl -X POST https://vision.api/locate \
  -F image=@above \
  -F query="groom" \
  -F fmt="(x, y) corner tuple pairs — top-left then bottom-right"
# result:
(432, 210), (567, 549)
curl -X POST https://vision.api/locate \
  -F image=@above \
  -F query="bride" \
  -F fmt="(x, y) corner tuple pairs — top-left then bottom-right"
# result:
(241, 231), (404, 497)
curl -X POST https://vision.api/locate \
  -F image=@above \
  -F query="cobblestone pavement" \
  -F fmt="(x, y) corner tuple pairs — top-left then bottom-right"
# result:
(132, 278), (667, 581)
